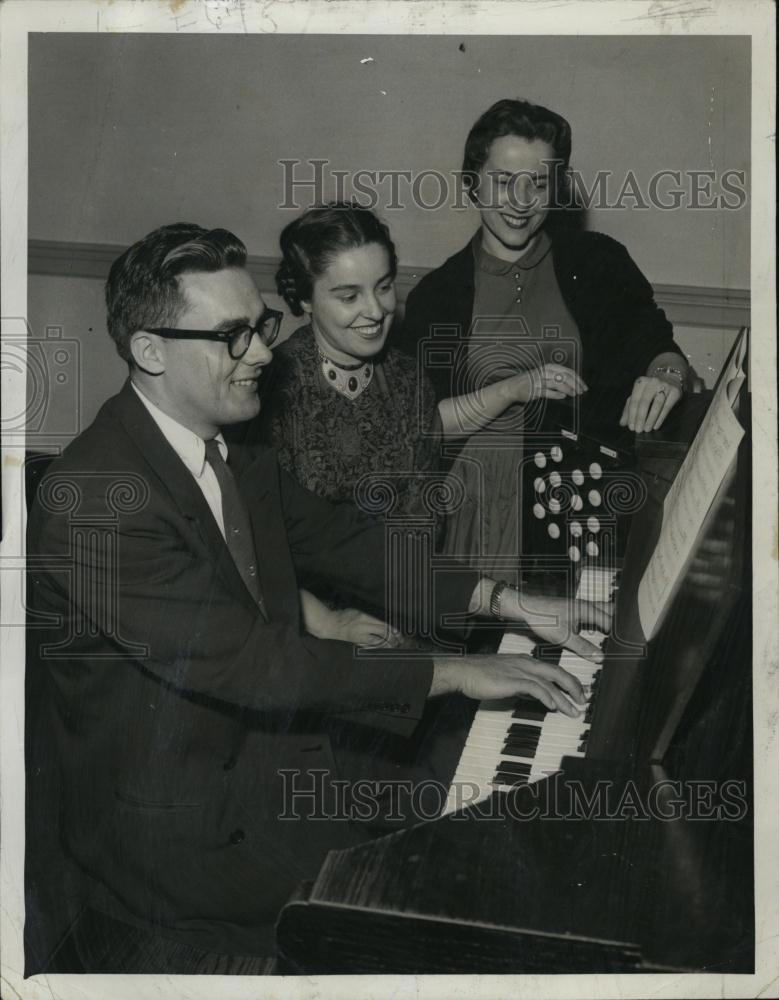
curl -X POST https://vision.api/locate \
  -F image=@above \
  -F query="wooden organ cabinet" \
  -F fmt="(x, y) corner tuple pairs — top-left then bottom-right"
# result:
(277, 342), (753, 975)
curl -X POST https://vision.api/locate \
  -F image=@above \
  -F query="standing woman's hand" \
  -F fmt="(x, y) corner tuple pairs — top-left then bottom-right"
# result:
(619, 374), (683, 433)
(512, 364), (587, 403)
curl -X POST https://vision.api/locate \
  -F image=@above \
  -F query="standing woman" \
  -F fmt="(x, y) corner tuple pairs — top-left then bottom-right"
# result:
(399, 98), (690, 572)
(261, 203), (443, 643)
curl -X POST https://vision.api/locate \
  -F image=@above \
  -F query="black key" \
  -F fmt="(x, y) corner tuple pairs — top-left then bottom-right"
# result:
(502, 750), (537, 763)
(514, 696), (548, 714)
(511, 707), (547, 722)
(505, 738), (540, 752)
(508, 723), (542, 738)
(505, 728), (540, 741)
(503, 734), (539, 748)
(492, 773), (529, 788)
(533, 647), (562, 665)
(496, 760), (531, 777)
(504, 729), (540, 744)
(502, 743), (538, 758)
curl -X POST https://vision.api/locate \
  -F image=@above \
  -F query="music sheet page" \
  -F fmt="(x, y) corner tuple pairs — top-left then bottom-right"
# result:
(637, 335), (747, 640)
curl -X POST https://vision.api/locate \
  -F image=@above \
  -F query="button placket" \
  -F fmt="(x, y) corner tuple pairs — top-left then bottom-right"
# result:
(514, 269), (523, 304)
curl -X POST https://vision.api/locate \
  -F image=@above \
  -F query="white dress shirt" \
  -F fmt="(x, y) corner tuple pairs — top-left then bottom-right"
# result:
(131, 380), (227, 538)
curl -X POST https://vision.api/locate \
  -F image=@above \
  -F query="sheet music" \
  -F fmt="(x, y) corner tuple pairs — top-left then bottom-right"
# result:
(637, 332), (747, 640)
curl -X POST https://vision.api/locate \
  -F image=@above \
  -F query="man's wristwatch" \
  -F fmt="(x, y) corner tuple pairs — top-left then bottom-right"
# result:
(489, 581), (511, 619)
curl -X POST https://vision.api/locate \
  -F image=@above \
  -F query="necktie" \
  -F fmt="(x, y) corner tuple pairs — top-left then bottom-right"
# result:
(204, 439), (267, 619)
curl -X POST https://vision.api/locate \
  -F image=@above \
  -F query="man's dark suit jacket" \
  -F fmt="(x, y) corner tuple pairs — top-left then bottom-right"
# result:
(26, 381), (479, 959)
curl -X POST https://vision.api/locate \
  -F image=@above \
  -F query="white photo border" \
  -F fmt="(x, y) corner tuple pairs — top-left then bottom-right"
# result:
(1, 2), (776, 998)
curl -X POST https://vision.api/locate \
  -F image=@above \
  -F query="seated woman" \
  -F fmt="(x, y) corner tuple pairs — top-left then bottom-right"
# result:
(260, 203), (443, 644)
(398, 98), (690, 574)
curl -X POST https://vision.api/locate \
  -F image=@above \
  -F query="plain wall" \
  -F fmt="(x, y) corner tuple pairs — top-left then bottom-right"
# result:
(27, 33), (750, 442)
(29, 33), (749, 284)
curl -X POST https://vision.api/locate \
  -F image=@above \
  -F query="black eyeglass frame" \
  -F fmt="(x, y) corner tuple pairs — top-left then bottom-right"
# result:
(146, 307), (283, 359)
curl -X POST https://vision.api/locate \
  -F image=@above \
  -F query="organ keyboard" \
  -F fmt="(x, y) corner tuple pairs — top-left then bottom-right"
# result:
(444, 565), (616, 814)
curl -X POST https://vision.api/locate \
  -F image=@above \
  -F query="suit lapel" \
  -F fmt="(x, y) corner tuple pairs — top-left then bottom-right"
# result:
(111, 382), (261, 613)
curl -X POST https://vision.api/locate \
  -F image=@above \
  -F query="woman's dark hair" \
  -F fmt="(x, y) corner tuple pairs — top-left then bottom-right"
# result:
(276, 202), (398, 316)
(461, 98), (573, 205)
(105, 223), (247, 364)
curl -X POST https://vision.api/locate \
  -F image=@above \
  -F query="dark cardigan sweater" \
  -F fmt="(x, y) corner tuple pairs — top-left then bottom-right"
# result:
(397, 229), (683, 410)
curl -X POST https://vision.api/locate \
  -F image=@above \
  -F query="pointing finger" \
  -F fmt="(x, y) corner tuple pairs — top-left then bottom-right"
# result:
(520, 658), (586, 707)
(547, 663), (586, 704)
(562, 630), (604, 663)
(578, 599), (614, 634)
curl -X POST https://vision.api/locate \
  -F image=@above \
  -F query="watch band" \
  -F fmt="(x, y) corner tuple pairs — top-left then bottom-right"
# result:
(651, 365), (686, 388)
(489, 581), (510, 619)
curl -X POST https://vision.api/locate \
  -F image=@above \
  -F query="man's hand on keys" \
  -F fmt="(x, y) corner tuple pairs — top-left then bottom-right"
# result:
(430, 654), (587, 717)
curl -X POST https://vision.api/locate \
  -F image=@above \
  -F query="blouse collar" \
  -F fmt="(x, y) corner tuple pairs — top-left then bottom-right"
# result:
(472, 227), (552, 276)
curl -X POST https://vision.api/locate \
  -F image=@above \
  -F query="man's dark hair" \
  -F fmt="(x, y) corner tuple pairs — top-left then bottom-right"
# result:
(105, 223), (248, 364)
(275, 202), (397, 317)
(461, 98), (573, 204)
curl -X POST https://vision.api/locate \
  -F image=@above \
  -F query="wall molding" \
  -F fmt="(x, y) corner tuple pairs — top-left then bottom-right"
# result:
(29, 239), (750, 330)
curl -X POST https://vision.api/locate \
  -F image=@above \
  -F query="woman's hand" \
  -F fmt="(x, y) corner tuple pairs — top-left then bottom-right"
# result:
(619, 374), (683, 433)
(438, 364), (585, 438)
(330, 608), (404, 648)
(499, 589), (613, 663)
(300, 588), (402, 648)
(511, 364), (587, 403)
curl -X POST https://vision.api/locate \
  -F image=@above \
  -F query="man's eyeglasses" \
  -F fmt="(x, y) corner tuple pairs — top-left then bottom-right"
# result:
(147, 307), (283, 360)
